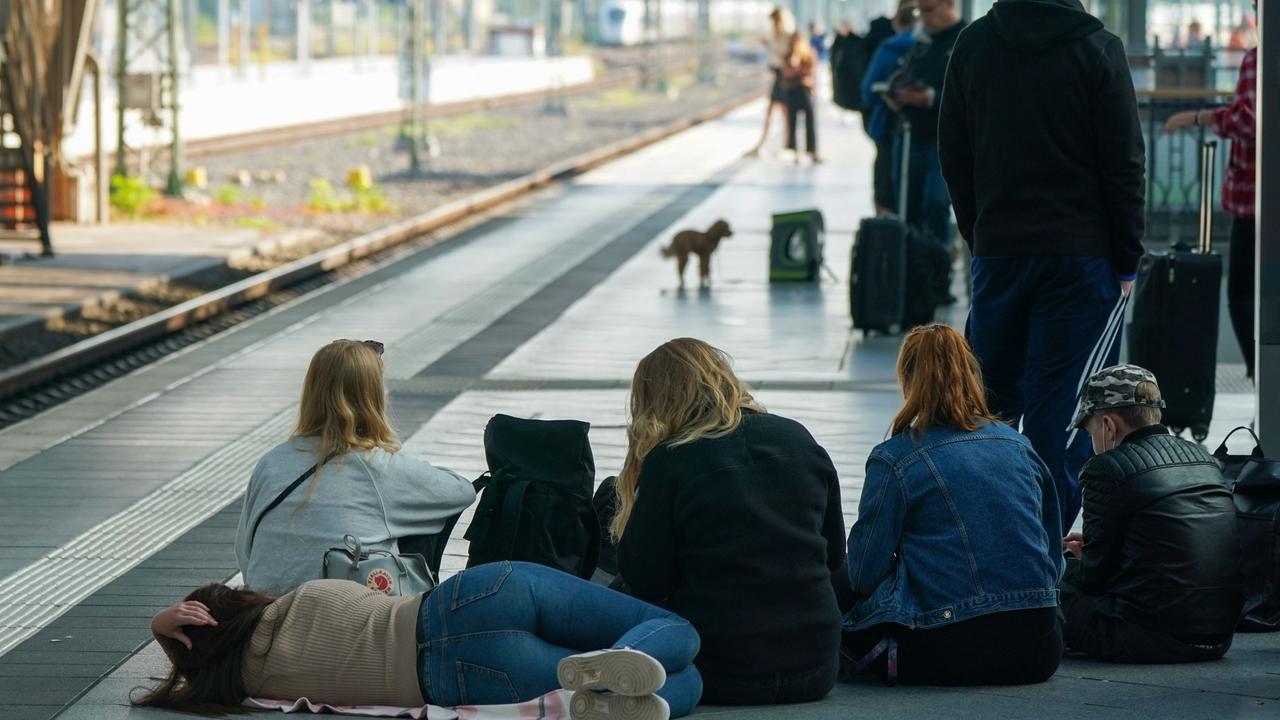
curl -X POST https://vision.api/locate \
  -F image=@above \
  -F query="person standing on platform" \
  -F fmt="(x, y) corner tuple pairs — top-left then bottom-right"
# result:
(938, 0), (1146, 526)
(750, 7), (796, 156)
(883, 0), (964, 245)
(862, 1), (919, 215)
(1164, 2), (1257, 379)
(782, 32), (821, 164)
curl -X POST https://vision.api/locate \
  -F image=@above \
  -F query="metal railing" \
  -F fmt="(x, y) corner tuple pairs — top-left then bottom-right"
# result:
(1138, 88), (1236, 248)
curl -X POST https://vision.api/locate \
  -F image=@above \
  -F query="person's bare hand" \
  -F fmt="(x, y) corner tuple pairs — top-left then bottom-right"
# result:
(896, 87), (935, 108)
(883, 93), (904, 113)
(1063, 532), (1084, 560)
(1121, 279), (1134, 297)
(151, 601), (217, 650)
(1164, 110), (1198, 134)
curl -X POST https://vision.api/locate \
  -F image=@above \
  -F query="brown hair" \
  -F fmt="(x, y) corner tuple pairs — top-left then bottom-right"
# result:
(132, 584), (276, 715)
(890, 324), (999, 436)
(293, 340), (400, 506)
(612, 339), (764, 539)
(1099, 381), (1164, 429)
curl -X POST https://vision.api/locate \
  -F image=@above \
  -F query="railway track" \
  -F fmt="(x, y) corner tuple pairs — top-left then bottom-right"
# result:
(0, 85), (763, 429)
(122, 44), (706, 164)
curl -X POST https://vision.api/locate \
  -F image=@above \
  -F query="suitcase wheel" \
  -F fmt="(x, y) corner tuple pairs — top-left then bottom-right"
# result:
(1191, 425), (1210, 443)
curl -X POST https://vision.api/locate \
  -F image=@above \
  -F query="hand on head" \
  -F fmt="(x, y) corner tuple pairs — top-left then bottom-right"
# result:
(152, 601), (218, 650)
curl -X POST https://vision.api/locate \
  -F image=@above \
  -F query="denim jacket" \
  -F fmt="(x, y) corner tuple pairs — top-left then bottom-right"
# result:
(844, 421), (1065, 631)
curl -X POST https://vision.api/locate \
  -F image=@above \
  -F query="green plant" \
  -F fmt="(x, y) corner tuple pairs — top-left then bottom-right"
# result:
(306, 178), (346, 212)
(249, 196), (267, 211)
(235, 216), (282, 231)
(306, 178), (395, 214)
(109, 174), (157, 216)
(353, 187), (392, 213)
(347, 131), (382, 148)
(214, 184), (243, 205)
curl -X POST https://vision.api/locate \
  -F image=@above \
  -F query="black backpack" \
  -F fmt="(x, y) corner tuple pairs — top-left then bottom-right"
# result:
(464, 414), (600, 579)
(1214, 426), (1280, 632)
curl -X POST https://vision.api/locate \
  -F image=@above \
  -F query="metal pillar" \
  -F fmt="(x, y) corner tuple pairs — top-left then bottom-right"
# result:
(115, 0), (184, 189)
(217, 0), (230, 66)
(696, 0), (717, 85)
(432, 0), (445, 53)
(402, 0), (436, 171)
(1257, 0), (1279, 445)
(643, 0), (668, 93)
(238, 0), (249, 75)
(1126, 0), (1148, 52)
(543, 0), (567, 113)
(114, 0), (127, 176)
(298, 0), (311, 71)
(165, 0), (183, 195)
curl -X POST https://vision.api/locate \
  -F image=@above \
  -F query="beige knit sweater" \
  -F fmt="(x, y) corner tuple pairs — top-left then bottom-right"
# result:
(241, 580), (425, 706)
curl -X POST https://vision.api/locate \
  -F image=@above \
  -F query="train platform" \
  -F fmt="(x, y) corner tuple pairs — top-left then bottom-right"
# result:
(0, 97), (1270, 720)
(0, 223), (315, 342)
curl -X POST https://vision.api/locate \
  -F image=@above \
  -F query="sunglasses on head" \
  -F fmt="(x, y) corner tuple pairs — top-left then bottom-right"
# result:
(349, 339), (384, 356)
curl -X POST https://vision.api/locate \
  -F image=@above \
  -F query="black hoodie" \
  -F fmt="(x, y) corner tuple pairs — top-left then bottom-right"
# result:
(938, 0), (1145, 276)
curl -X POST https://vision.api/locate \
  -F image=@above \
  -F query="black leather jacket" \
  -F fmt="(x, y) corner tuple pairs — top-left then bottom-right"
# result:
(1069, 425), (1242, 636)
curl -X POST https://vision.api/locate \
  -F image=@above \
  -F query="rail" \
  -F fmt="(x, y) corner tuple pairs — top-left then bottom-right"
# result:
(0, 86), (763, 411)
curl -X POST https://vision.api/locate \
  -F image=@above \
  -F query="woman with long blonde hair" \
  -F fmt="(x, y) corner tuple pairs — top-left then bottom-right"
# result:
(234, 339), (474, 593)
(844, 324), (1063, 686)
(749, 6), (796, 156)
(613, 338), (846, 705)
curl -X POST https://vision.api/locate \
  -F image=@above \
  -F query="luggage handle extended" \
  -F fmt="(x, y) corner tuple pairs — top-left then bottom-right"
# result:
(1198, 140), (1218, 255)
(897, 122), (912, 221)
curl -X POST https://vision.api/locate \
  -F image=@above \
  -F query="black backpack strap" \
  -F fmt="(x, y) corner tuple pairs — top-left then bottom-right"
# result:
(497, 477), (533, 559)
(581, 502), (601, 580)
(247, 454), (333, 553)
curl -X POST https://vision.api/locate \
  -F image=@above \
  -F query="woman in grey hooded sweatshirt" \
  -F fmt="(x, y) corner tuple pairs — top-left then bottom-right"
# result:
(235, 339), (474, 593)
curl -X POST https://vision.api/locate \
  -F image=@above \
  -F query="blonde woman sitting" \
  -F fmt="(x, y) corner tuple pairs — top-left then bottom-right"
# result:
(613, 338), (846, 705)
(235, 339), (475, 593)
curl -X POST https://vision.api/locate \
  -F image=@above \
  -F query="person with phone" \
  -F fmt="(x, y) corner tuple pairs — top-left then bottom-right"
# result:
(884, 0), (963, 243)
(860, 1), (919, 215)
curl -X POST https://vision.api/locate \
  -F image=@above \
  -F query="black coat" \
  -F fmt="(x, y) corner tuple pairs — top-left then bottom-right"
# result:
(616, 411), (846, 688)
(1068, 425), (1243, 636)
(938, 0), (1146, 277)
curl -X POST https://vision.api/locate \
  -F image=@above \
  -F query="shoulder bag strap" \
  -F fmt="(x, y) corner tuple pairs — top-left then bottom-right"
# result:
(247, 453), (334, 554)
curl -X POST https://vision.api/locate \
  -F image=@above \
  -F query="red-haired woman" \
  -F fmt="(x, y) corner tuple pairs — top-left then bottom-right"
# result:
(844, 324), (1064, 686)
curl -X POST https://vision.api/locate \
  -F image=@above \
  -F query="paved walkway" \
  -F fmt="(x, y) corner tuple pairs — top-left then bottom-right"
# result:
(0, 98), (1270, 720)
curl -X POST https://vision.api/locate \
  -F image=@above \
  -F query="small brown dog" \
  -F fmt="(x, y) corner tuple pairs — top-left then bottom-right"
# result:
(660, 219), (733, 288)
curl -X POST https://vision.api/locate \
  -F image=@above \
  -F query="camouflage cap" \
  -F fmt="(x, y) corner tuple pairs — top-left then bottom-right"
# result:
(1069, 364), (1167, 430)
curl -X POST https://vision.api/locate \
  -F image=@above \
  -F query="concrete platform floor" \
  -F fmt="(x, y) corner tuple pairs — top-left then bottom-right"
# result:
(1, 95), (1273, 720)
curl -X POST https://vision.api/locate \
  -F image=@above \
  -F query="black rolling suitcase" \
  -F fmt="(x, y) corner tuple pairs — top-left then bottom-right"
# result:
(850, 123), (911, 334)
(1128, 141), (1222, 441)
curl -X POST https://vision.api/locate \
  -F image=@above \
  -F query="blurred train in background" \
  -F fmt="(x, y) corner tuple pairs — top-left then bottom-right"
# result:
(595, 0), (776, 45)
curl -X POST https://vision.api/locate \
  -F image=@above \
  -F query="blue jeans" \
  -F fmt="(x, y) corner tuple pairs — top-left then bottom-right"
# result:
(892, 136), (952, 244)
(417, 561), (703, 716)
(967, 256), (1123, 527)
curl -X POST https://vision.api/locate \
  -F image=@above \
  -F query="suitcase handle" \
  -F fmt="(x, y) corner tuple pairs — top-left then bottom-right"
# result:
(897, 122), (912, 220)
(1198, 140), (1218, 254)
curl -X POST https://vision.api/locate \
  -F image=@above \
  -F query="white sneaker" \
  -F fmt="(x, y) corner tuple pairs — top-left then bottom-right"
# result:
(557, 648), (667, 696)
(569, 691), (670, 720)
